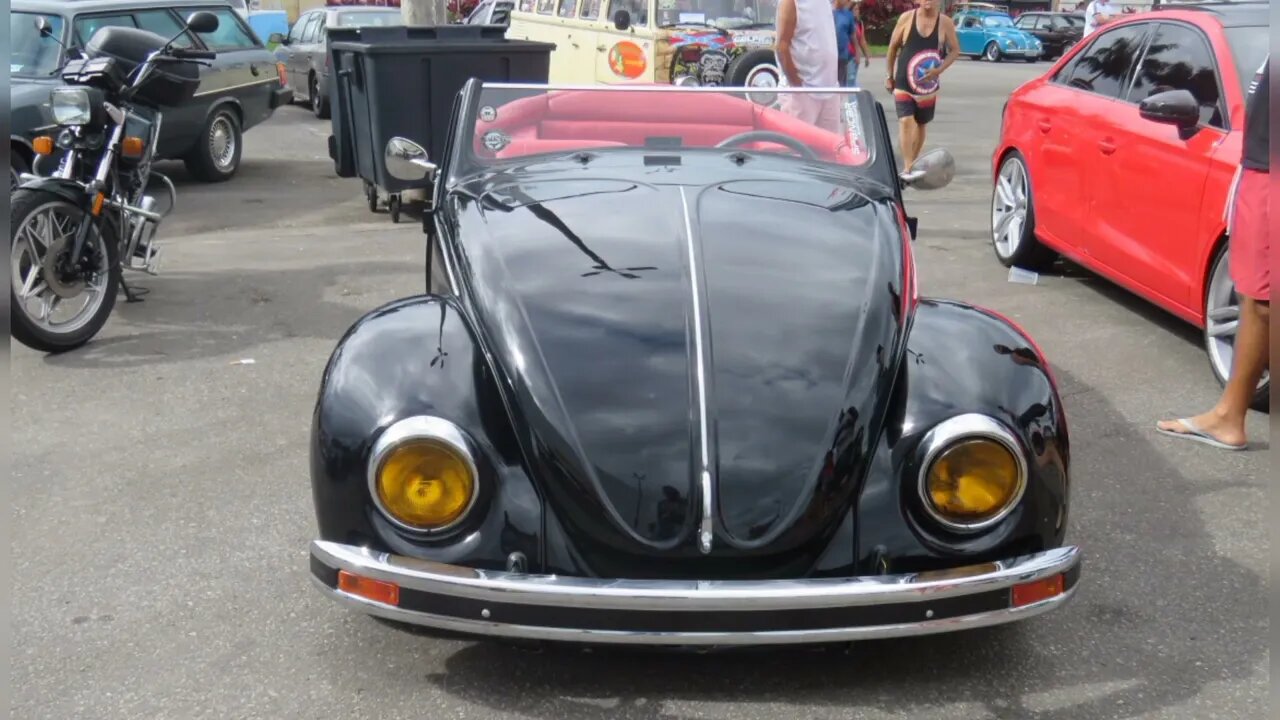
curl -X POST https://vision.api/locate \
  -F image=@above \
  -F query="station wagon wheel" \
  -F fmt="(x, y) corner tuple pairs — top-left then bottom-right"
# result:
(985, 42), (1002, 61)
(990, 151), (1056, 271)
(184, 108), (243, 183)
(1204, 245), (1269, 411)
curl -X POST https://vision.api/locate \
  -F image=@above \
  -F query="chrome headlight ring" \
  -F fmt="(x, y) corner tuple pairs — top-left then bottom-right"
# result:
(366, 415), (482, 536)
(915, 413), (1029, 533)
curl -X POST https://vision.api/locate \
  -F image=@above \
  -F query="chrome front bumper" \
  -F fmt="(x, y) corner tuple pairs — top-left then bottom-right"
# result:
(310, 540), (1081, 645)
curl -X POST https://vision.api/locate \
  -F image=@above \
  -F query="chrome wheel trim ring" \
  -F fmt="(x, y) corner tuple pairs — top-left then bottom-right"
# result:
(986, 43), (999, 60)
(743, 63), (780, 106)
(992, 156), (1028, 259)
(312, 77), (322, 112)
(209, 115), (237, 171)
(10, 199), (110, 334)
(1206, 250), (1269, 391)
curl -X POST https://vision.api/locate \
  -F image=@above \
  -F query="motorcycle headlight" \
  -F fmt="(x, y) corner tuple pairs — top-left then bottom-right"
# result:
(51, 87), (93, 126)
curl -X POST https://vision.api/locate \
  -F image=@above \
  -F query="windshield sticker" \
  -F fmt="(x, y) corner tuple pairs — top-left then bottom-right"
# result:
(483, 130), (510, 152)
(729, 30), (775, 47)
(678, 11), (706, 23)
(479, 105), (497, 122)
(841, 98), (867, 159)
(607, 41), (647, 79)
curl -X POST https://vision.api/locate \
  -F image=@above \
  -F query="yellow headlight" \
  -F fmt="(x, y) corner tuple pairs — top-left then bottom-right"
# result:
(374, 438), (475, 531)
(924, 438), (1022, 527)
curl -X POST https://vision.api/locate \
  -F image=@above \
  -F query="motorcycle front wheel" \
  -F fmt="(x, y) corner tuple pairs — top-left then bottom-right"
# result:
(10, 189), (120, 353)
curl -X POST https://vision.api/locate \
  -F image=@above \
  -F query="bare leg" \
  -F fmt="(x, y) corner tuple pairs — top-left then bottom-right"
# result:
(1157, 297), (1270, 446)
(899, 117), (919, 172)
(912, 121), (928, 167)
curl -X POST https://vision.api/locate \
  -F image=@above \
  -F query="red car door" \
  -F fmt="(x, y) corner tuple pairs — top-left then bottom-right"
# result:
(1029, 22), (1150, 259)
(1082, 19), (1227, 315)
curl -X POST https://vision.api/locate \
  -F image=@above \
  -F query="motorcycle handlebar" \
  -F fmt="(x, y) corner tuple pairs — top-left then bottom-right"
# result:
(171, 48), (216, 60)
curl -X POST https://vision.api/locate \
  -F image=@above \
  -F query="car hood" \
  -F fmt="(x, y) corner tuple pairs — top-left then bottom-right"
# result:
(450, 172), (909, 561)
(10, 78), (58, 137)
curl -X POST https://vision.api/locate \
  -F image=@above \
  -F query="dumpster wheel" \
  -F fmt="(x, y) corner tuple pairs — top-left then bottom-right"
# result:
(364, 181), (379, 213)
(389, 194), (402, 223)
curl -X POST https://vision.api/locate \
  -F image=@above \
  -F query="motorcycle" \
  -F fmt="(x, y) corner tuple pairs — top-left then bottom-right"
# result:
(10, 12), (219, 353)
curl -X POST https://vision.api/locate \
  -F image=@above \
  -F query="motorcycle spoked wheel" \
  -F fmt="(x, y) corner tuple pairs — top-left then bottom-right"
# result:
(10, 189), (121, 353)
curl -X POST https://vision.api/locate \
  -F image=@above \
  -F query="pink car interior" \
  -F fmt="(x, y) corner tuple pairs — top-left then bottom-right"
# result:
(472, 90), (868, 165)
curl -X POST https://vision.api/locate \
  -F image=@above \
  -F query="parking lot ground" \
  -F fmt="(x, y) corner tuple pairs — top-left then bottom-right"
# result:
(12, 63), (1268, 720)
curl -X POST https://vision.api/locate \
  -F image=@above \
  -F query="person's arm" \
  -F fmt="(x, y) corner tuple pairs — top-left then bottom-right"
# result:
(884, 12), (910, 90)
(857, 23), (871, 66)
(921, 15), (960, 81)
(775, 0), (802, 86)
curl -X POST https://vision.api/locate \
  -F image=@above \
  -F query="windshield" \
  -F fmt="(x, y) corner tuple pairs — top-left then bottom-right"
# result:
(657, 0), (778, 28)
(983, 15), (1014, 27)
(336, 10), (404, 26)
(462, 85), (878, 178)
(10, 12), (66, 77)
(1224, 25), (1267, 100)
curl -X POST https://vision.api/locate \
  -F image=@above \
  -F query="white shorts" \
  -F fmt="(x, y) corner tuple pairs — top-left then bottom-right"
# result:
(778, 93), (842, 135)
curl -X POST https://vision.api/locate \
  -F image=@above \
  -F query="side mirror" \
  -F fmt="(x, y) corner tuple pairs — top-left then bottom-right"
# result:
(1139, 88), (1199, 129)
(268, 32), (287, 44)
(613, 9), (631, 30)
(385, 137), (438, 181)
(185, 11), (220, 34)
(35, 17), (54, 37)
(901, 148), (955, 191)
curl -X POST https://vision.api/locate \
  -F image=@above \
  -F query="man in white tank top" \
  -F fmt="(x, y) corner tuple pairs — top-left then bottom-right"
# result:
(775, 0), (841, 133)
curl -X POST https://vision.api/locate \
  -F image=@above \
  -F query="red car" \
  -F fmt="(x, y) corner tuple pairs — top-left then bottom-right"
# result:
(990, 0), (1269, 407)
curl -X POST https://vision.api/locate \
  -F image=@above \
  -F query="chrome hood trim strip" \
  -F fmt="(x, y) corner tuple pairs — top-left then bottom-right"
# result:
(680, 185), (715, 555)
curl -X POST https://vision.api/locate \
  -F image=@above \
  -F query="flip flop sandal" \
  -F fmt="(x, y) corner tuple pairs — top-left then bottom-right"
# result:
(1154, 418), (1247, 451)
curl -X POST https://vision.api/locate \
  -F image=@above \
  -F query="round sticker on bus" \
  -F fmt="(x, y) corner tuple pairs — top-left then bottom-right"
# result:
(608, 41), (648, 79)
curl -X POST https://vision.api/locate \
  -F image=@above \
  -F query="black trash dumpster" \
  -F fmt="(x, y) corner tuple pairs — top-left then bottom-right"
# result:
(326, 24), (555, 219)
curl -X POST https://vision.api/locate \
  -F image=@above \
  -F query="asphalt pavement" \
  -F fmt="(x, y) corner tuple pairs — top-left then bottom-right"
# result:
(11, 60), (1268, 720)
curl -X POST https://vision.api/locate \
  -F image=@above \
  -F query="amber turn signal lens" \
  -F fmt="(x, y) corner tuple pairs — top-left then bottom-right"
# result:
(32, 136), (54, 156)
(1012, 574), (1064, 608)
(925, 438), (1021, 525)
(375, 438), (475, 531)
(122, 136), (145, 158)
(338, 570), (400, 606)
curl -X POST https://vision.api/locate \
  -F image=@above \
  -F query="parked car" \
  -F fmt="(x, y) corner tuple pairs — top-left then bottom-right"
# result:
(506, 0), (782, 90)
(10, 0), (291, 185)
(991, 0), (1270, 407)
(270, 5), (403, 119)
(955, 9), (1044, 61)
(1012, 10), (1083, 58)
(305, 80), (1081, 646)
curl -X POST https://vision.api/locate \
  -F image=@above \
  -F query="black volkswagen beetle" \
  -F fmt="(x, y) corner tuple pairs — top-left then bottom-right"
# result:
(307, 81), (1081, 646)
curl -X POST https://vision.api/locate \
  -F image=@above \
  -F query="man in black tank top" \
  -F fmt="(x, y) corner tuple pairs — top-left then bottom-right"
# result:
(884, 0), (959, 178)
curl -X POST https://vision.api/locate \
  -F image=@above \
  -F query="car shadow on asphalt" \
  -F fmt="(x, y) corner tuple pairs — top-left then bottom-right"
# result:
(1037, 260), (1207, 351)
(36, 260), (419, 370)
(363, 366), (1265, 719)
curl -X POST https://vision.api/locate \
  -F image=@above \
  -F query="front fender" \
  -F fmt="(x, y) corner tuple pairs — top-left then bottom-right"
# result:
(16, 177), (88, 206)
(855, 298), (1069, 574)
(309, 294), (544, 572)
